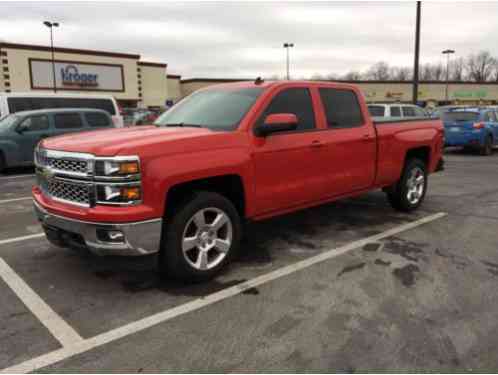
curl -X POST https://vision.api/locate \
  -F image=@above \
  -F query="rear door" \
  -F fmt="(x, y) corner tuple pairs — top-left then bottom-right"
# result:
(15, 115), (51, 163)
(53, 112), (86, 136)
(316, 87), (376, 194)
(251, 87), (326, 214)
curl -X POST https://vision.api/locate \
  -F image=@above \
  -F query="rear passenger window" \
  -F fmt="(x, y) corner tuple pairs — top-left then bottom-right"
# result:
(402, 107), (416, 117)
(261, 88), (315, 131)
(19, 115), (49, 132)
(54, 113), (83, 129)
(85, 112), (111, 127)
(485, 111), (497, 122)
(368, 106), (385, 116)
(390, 107), (401, 117)
(319, 88), (364, 128)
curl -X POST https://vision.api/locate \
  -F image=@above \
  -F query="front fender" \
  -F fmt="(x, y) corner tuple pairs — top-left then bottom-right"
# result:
(142, 147), (253, 218)
(0, 140), (22, 167)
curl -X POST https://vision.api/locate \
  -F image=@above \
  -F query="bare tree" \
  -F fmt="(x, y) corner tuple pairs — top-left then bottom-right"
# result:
(420, 63), (445, 81)
(450, 57), (466, 81)
(365, 62), (391, 80)
(341, 71), (362, 81)
(466, 51), (496, 82)
(390, 66), (412, 81)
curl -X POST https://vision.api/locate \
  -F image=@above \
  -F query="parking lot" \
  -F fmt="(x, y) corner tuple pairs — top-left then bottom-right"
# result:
(0, 150), (497, 372)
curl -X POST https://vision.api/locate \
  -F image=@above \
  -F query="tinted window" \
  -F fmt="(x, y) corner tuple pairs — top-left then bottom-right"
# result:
(20, 115), (49, 132)
(368, 105), (385, 116)
(261, 88), (315, 131)
(390, 106), (401, 117)
(319, 88), (363, 128)
(484, 111), (497, 122)
(85, 112), (111, 127)
(54, 113), (83, 129)
(402, 106), (416, 117)
(7, 97), (116, 115)
(442, 112), (480, 122)
(414, 107), (426, 117)
(156, 88), (262, 131)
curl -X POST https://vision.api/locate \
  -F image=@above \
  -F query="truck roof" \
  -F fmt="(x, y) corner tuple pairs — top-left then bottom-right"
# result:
(200, 79), (361, 92)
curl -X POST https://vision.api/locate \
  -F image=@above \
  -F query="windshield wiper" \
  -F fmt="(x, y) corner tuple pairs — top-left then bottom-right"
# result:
(164, 122), (203, 128)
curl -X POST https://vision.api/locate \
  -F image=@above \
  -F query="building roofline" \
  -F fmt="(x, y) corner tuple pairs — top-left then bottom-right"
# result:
(138, 61), (167, 68)
(167, 74), (182, 79)
(180, 77), (498, 85)
(0, 42), (140, 59)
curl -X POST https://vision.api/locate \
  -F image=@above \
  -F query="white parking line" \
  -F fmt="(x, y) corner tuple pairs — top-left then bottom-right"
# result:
(0, 258), (83, 348)
(0, 174), (36, 181)
(0, 197), (32, 204)
(1, 211), (447, 373)
(0, 233), (45, 246)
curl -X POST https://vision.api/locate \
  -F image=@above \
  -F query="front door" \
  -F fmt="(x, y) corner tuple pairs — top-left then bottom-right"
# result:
(15, 115), (51, 163)
(251, 87), (326, 215)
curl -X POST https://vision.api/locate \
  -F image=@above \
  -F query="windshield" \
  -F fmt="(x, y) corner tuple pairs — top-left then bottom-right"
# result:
(442, 111), (480, 122)
(0, 114), (19, 130)
(155, 87), (264, 131)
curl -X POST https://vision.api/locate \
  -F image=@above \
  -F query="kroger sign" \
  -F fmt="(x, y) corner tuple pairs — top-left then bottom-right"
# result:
(60, 65), (99, 87)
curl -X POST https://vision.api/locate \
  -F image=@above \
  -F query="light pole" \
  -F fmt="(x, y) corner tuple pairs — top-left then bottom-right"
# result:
(283, 43), (294, 80)
(412, 1), (421, 104)
(442, 49), (455, 103)
(43, 21), (59, 93)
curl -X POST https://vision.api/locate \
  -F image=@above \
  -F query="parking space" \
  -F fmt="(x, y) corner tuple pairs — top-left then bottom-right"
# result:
(1, 152), (498, 372)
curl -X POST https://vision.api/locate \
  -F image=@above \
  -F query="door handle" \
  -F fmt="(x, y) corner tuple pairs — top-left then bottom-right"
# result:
(310, 140), (323, 148)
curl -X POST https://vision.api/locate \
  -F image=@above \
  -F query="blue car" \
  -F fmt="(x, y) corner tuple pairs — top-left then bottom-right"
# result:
(442, 107), (498, 155)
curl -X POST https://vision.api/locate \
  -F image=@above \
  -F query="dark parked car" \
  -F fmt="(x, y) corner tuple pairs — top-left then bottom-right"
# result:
(0, 108), (115, 171)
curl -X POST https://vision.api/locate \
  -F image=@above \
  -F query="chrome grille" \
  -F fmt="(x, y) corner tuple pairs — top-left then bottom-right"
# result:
(39, 175), (91, 206)
(47, 158), (88, 174)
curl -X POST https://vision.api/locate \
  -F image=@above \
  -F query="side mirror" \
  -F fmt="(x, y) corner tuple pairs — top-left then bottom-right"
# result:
(16, 123), (29, 134)
(255, 113), (298, 137)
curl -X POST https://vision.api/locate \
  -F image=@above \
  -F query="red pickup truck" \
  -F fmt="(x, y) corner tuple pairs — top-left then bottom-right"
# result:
(33, 80), (444, 281)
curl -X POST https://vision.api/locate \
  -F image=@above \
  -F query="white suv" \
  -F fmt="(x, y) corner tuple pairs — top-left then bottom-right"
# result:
(368, 103), (428, 119)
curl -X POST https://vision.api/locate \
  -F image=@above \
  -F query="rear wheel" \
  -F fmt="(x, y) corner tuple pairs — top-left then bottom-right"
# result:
(480, 135), (493, 156)
(386, 158), (427, 212)
(158, 191), (241, 282)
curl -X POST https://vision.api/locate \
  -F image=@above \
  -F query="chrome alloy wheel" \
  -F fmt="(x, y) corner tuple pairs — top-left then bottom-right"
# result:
(406, 167), (425, 205)
(181, 207), (233, 271)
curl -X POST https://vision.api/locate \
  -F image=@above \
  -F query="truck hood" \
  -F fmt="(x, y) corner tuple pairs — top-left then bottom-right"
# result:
(40, 126), (218, 156)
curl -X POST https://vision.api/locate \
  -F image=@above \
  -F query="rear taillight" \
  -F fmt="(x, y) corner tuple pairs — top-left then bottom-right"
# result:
(473, 122), (485, 129)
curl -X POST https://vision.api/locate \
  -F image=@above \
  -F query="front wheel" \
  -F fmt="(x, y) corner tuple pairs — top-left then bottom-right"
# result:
(480, 136), (493, 156)
(158, 191), (241, 282)
(386, 158), (428, 212)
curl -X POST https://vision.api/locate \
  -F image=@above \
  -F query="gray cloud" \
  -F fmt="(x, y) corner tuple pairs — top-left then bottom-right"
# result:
(2, 1), (498, 78)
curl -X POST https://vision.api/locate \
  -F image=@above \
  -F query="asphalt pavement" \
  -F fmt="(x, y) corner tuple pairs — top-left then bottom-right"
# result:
(1, 149), (498, 372)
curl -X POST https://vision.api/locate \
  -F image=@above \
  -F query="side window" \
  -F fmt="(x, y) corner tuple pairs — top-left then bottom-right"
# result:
(368, 106), (385, 117)
(402, 106), (416, 117)
(390, 106), (401, 117)
(19, 115), (49, 132)
(319, 88), (364, 128)
(261, 88), (315, 131)
(85, 112), (111, 127)
(54, 113), (83, 129)
(486, 111), (497, 122)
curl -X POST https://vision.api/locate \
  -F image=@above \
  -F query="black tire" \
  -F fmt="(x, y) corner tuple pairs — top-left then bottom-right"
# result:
(480, 135), (493, 156)
(0, 152), (5, 173)
(386, 158), (428, 212)
(158, 191), (242, 282)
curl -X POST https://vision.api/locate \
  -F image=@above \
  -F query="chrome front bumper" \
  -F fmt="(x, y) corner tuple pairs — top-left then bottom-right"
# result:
(34, 200), (162, 256)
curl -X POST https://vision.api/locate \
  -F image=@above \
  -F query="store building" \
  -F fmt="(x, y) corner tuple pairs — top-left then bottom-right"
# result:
(0, 42), (176, 109)
(180, 78), (498, 107)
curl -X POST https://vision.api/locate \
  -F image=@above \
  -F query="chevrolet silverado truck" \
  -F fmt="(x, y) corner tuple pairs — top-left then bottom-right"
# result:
(33, 80), (444, 281)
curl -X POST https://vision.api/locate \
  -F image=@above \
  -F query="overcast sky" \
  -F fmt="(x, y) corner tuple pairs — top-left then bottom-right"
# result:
(2, 1), (498, 79)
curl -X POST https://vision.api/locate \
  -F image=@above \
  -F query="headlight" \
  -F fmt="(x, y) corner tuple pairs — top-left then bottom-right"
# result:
(94, 157), (140, 178)
(96, 183), (142, 205)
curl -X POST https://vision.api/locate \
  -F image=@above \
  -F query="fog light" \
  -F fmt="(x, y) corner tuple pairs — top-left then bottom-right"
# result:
(97, 229), (125, 243)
